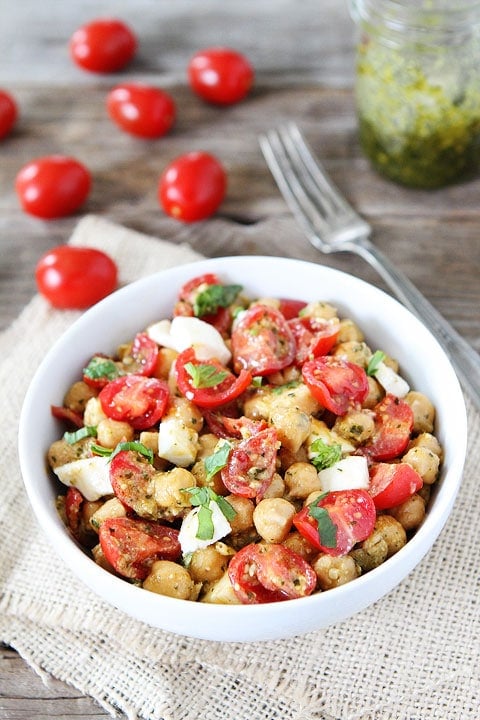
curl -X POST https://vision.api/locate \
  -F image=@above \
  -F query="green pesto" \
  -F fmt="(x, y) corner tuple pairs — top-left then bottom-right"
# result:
(355, 40), (480, 188)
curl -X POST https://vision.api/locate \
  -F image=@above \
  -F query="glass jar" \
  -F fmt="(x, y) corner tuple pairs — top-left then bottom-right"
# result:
(348, 0), (480, 188)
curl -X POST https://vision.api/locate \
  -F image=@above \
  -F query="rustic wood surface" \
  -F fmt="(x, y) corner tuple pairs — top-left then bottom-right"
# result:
(1, 1), (479, 717)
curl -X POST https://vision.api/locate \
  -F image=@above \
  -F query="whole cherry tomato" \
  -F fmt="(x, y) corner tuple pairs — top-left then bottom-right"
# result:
(69, 18), (137, 73)
(15, 155), (91, 219)
(188, 47), (254, 105)
(35, 245), (117, 309)
(158, 151), (226, 222)
(107, 83), (176, 138)
(0, 89), (17, 139)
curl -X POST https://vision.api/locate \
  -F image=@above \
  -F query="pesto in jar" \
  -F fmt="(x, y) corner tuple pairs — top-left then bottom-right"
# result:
(354, 36), (480, 188)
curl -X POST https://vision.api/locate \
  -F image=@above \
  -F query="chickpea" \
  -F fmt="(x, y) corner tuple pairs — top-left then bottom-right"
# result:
(190, 458), (227, 495)
(332, 341), (372, 368)
(201, 570), (241, 604)
(83, 396), (107, 426)
(278, 444), (309, 471)
(143, 560), (197, 600)
(154, 347), (178, 380)
(375, 515), (407, 557)
(270, 407), (311, 453)
(47, 437), (95, 469)
(333, 409), (375, 445)
(409, 432), (443, 460)
(404, 391), (435, 434)
(63, 380), (96, 414)
(418, 484), (431, 505)
(153, 467), (196, 520)
(351, 531), (388, 572)
(301, 301), (338, 320)
(336, 318), (364, 343)
(313, 554), (360, 590)
(262, 472), (285, 499)
(284, 462), (321, 500)
(188, 545), (231, 583)
(389, 494), (426, 531)
(89, 497), (127, 531)
(402, 445), (440, 485)
(96, 418), (134, 449)
(282, 531), (318, 562)
(225, 495), (255, 534)
(196, 433), (222, 459)
(253, 498), (296, 543)
(363, 376), (385, 409)
(92, 543), (116, 573)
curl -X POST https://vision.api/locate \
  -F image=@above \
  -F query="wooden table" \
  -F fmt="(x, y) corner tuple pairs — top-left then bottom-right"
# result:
(1, 1), (479, 717)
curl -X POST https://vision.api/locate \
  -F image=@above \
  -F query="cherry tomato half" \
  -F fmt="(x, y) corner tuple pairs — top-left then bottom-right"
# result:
(188, 47), (254, 105)
(107, 83), (176, 138)
(99, 517), (180, 580)
(278, 298), (307, 320)
(293, 489), (376, 557)
(158, 151), (226, 222)
(36, 246), (117, 309)
(70, 18), (137, 73)
(175, 347), (252, 409)
(227, 543), (316, 604)
(302, 355), (369, 415)
(361, 394), (414, 461)
(289, 316), (340, 365)
(174, 273), (234, 334)
(0, 89), (17, 139)
(109, 450), (157, 517)
(221, 426), (278, 499)
(231, 304), (297, 376)
(99, 374), (170, 430)
(368, 462), (423, 510)
(16, 155), (91, 219)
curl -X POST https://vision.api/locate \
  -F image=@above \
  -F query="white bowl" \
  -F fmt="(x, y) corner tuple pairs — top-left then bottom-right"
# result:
(18, 256), (467, 642)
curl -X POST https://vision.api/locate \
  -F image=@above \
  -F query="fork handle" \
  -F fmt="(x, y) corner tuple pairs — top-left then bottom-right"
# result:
(351, 236), (479, 412)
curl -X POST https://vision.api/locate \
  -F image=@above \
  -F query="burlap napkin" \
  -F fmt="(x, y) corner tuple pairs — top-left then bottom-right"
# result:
(1, 215), (479, 720)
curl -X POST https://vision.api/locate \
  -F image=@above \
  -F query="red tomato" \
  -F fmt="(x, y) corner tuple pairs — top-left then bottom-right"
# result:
(361, 394), (414, 461)
(69, 18), (137, 73)
(36, 246), (117, 309)
(16, 155), (91, 219)
(65, 486), (84, 539)
(158, 151), (226, 222)
(231, 304), (296, 376)
(51, 404), (84, 427)
(122, 333), (159, 376)
(99, 517), (180, 580)
(0, 89), (17, 139)
(174, 348), (252, 409)
(178, 273), (221, 304)
(174, 273), (232, 334)
(293, 489), (376, 556)
(99, 375), (170, 430)
(107, 83), (176, 138)
(221, 427), (278, 499)
(188, 47), (254, 105)
(369, 462), (423, 510)
(278, 298), (307, 320)
(109, 450), (156, 516)
(227, 543), (316, 604)
(289, 316), (340, 365)
(302, 356), (369, 414)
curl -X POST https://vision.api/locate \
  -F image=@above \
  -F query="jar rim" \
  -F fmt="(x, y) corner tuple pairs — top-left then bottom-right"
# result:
(349, 0), (480, 46)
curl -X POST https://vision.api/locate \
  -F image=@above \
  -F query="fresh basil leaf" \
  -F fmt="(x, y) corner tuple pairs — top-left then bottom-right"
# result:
(83, 356), (122, 382)
(310, 438), (342, 471)
(91, 443), (113, 457)
(272, 380), (300, 395)
(309, 503), (337, 548)
(196, 505), (214, 540)
(193, 284), (242, 317)
(204, 442), (232, 481)
(186, 486), (211, 507)
(215, 495), (237, 522)
(367, 350), (386, 376)
(64, 425), (97, 445)
(109, 441), (154, 464)
(185, 362), (229, 389)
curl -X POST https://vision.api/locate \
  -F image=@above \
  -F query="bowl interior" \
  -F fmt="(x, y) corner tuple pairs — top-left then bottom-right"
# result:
(18, 256), (467, 642)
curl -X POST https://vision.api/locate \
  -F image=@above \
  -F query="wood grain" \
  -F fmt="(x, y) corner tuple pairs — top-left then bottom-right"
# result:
(1, 1), (479, 717)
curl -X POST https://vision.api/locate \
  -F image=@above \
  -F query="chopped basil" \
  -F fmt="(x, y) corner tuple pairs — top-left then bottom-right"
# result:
(252, 376), (263, 387)
(91, 443), (113, 457)
(193, 284), (242, 317)
(185, 362), (229, 389)
(308, 494), (337, 548)
(91, 440), (154, 464)
(185, 486), (237, 540)
(204, 441), (232, 481)
(83, 356), (123, 382)
(272, 380), (300, 394)
(310, 438), (342, 471)
(367, 350), (386, 376)
(64, 425), (97, 445)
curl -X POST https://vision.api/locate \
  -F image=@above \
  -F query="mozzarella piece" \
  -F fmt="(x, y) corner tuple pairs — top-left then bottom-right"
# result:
(374, 361), (410, 398)
(54, 456), (113, 501)
(158, 417), (199, 467)
(147, 316), (231, 365)
(318, 455), (369, 493)
(179, 501), (232, 555)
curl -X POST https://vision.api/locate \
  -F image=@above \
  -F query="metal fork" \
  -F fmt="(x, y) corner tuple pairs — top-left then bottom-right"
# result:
(259, 122), (480, 413)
